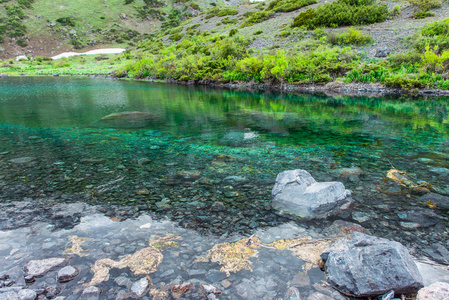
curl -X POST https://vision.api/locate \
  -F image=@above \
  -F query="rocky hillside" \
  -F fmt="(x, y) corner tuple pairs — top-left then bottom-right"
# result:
(1, 0), (448, 60)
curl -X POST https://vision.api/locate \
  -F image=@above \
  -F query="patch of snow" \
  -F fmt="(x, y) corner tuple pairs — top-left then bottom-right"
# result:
(51, 48), (126, 60)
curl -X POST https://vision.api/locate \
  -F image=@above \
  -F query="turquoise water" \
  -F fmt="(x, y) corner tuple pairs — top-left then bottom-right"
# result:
(0, 77), (448, 239)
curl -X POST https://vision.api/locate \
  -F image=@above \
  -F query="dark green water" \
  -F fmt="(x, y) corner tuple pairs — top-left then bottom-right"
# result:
(0, 77), (448, 239)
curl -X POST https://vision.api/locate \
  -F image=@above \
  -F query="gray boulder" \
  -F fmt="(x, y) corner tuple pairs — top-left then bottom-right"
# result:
(375, 46), (390, 58)
(271, 169), (352, 220)
(321, 232), (423, 297)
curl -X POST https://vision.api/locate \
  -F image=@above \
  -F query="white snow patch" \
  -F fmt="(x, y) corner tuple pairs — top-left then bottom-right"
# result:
(51, 48), (126, 60)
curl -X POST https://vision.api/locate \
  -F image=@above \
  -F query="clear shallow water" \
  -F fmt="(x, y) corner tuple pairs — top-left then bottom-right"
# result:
(0, 77), (448, 240)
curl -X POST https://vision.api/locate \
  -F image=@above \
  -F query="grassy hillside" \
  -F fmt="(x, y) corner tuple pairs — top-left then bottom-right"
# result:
(1, 0), (449, 91)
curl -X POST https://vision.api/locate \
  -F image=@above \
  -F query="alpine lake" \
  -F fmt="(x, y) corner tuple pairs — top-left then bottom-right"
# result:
(0, 76), (448, 299)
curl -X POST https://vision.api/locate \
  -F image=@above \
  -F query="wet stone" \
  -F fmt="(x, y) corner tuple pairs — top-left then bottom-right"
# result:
(422, 243), (449, 264)
(284, 287), (303, 300)
(0, 291), (19, 300)
(114, 275), (132, 287)
(81, 286), (101, 300)
(418, 193), (449, 209)
(205, 269), (227, 283)
(9, 157), (35, 164)
(18, 289), (37, 300)
(396, 208), (440, 227)
(57, 266), (79, 283)
(130, 277), (149, 298)
(23, 257), (68, 277)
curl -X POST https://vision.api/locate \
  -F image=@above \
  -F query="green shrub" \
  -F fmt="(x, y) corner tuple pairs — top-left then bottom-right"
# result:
(16, 38), (27, 47)
(266, 0), (317, 12)
(241, 11), (273, 27)
(413, 10), (434, 19)
(254, 30), (263, 35)
(337, 27), (372, 45)
(56, 17), (76, 27)
(124, 0), (134, 4)
(391, 5), (401, 16)
(221, 17), (237, 24)
(409, 0), (441, 18)
(53, 59), (71, 68)
(17, 0), (33, 8)
(229, 29), (238, 37)
(170, 32), (183, 41)
(292, 0), (388, 28)
(409, 18), (449, 52)
(217, 8), (238, 16)
(388, 51), (421, 66)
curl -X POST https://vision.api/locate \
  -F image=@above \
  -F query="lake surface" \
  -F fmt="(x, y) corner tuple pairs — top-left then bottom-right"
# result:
(0, 76), (448, 246)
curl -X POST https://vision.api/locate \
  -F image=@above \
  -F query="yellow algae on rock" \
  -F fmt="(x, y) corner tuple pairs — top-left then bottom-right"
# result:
(196, 237), (261, 276)
(84, 234), (180, 287)
(62, 235), (89, 257)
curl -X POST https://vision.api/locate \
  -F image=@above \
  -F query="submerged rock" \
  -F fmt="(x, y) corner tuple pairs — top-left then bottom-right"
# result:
(57, 266), (79, 283)
(321, 232), (423, 297)
(418, 193), (449, 209)
(23, 257), (68, 278)
(396, 208), (440, 227)
(417, 282), (449, 300)
(131, 277), (149, 297)
(271, 169), (352, 220)
(8, 157), (35, 164)
(92, 111), (158, 129)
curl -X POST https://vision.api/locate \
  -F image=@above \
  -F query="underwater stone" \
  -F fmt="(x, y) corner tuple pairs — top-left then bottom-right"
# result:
(131, 277), (149, 297)
(271, 169), (352, 220)
(18, 289), (37, 300)
(419, 193), (449, 209)
(93, 111), (158, 129)
(23, 257), (68, 277)
(81, 286), (101, 300)
(9, 157), (35, 164)
(57, 266), (79, 283)
(321, 232), (423, 297)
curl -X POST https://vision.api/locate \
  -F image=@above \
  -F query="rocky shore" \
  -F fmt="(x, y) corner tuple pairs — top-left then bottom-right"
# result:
(0, 198), (448, 300)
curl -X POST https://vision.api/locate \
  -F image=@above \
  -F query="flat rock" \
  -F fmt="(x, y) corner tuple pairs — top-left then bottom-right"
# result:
(271, 169), (352, 220)
(93, 111), (157, 129)
(418, 193), (449, 209)
(23, 257), (68, 277)
(131, 277), (149, 297)
(417, 282), (449, 300)
(422, 243), (449, 265)
(396, 208), (440, 227)
(429, 167), (449, 177)
(9, 157), (35, 164)
(321, 232), (423, 297)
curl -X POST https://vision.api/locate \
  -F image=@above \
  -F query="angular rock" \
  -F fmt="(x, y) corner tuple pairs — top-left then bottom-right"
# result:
(57, 266), (79, 283)
(18, 289), (37, 300)
(422, 243), (449, 264)
(417, 282), (449, 300)
(284, 287), (303, 300)
(271, 169), (352, 220)
(23, 257), (68, 278)
(81, 286), (101, 300)
(131, 277), (149, 298)
(418, 193), (449, 209)
(321, 232), (423, 297)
